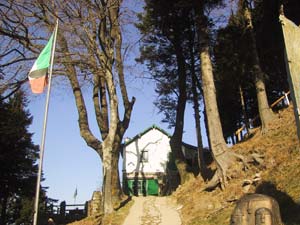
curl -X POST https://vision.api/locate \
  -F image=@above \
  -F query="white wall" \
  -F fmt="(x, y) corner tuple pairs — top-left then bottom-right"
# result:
(123, 128), (171, 174)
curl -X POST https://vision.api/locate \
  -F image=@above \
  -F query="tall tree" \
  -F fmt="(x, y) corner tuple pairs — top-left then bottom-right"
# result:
(137, 0), (204, 184)
(242, 0), (275, 133)
(214, 13), (256, 143)
(0, 0), (135, 214)
(0, 91), (39, 225)
(193, 0), (252, 189)
(58, 0), (135, 214)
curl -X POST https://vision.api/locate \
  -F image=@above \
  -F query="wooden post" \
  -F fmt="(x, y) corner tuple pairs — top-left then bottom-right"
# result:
(280, 14), (300, 141)
(285, 92), (290, 106)
(60, 201), (66, 217)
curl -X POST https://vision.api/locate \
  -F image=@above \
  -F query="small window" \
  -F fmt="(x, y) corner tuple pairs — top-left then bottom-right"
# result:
(140, 150), (149, 162)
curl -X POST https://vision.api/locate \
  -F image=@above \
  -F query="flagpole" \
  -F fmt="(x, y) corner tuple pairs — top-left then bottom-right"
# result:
(33, 19), (58, 225)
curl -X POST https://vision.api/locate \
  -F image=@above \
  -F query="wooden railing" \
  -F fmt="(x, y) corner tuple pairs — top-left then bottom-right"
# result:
(46, 201), (88, 224)
(234, 91), (290, 143)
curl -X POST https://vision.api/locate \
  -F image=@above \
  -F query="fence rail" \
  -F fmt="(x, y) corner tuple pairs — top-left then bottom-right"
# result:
(46, 201), (88, 224)
(234, 91), (290, 143)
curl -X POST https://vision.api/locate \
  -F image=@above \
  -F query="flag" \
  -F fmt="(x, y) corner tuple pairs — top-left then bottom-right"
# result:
(28, 33), (54, 94)
(73, 187), (78, 199)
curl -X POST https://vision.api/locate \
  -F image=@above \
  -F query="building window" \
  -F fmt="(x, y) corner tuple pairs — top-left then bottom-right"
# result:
(140, 150), (148, 162)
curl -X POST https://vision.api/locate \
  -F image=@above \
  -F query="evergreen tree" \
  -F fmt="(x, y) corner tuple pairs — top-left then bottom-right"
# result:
(0, 91), (39, 225)
(137, 0), (205, 183)
(214, 12), (257, 142)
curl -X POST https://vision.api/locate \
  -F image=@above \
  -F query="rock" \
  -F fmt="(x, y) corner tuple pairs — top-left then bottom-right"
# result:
(230, 194), (283, 225)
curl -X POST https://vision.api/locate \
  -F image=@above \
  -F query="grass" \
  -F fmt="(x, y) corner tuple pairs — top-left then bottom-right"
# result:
(68, 199), (133, 225)
(172, 106), (300, 225)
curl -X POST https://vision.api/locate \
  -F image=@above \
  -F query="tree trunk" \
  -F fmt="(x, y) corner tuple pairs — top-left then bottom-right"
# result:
(200, 40), (230, 188)
(192, 73), (206, 177)
(111, 150), (123, 204)
(111, 130), (128, 207)
(169, 31), (194, 185)
(244, 5), (274, 133)
(101, 52), (119, 212)
(190, 57), (212, 152)
(191, 61), (206, 178)
(102, 145), (113, 214)
(195, 2), (243, 189)
(239, 85), (250, 135)
(187, 22), (206, 178)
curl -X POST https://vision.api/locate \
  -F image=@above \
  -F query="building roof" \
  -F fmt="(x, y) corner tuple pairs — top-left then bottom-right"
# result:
(123, 124), (197, 151)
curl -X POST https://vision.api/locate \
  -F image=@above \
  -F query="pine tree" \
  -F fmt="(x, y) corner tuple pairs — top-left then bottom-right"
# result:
(0, 91), (39, 225)
(136, 0), (204, 183)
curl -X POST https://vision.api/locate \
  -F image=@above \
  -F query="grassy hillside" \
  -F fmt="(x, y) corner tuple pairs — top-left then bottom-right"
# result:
(173, 105), (300, 225)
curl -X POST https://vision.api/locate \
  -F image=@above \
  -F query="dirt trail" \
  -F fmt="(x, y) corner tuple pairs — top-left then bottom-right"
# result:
(122, 196), (182, 225)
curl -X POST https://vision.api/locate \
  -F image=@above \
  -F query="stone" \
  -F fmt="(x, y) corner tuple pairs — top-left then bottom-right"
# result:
(230, 194), (283, 225)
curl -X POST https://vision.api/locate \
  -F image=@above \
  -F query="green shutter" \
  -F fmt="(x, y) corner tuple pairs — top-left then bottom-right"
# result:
(147, 179), (159, 195)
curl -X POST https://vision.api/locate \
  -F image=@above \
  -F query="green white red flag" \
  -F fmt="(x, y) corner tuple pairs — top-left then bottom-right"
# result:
(28, 33), (54, 94)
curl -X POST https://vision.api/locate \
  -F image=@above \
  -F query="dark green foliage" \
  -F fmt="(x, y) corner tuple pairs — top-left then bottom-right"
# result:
(254, 0), (300, 104)
(213, 0), (300, 141)
(0, 91), (39, 224)
(253, 0), (289, 103)
(136, 0), (202, 128)
(214, 9), (258, 141)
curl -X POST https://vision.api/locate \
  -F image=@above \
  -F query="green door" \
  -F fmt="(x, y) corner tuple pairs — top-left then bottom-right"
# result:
(147, 179), (159, 195)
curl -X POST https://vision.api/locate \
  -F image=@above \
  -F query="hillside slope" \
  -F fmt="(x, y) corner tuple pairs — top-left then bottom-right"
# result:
(173, 106), (300, 225)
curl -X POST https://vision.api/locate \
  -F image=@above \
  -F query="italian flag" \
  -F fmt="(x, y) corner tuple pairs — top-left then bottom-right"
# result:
(28, 33), (54, 94)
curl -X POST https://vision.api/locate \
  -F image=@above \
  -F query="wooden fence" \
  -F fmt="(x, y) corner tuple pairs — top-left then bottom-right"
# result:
(234, 91), (290, 143)
(46, 201), (88, 224)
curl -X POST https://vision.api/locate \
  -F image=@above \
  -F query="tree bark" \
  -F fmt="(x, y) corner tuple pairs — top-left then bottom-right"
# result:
(195, 2), (245, 189)
(192, 74), (206, 178)
(188, 30), (206, 178)
(191, 53), (206, 178)
(239, 85), (250, 135)
(200, 41), (229, 188)
(244, 4), (274, 133)
(169, 30), (194, 185)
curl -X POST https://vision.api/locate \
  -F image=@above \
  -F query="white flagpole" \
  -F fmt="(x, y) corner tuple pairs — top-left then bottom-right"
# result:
(33, 19), (58, 225)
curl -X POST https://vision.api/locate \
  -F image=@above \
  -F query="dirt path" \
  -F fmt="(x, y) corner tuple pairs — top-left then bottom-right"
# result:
(122, 196), (182, 225)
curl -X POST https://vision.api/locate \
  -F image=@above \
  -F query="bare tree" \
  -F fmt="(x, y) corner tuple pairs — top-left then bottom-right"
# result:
(0, 0), (135, 214)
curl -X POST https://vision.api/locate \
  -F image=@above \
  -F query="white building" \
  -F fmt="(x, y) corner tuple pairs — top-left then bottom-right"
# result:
(122, 125), (198, 196)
